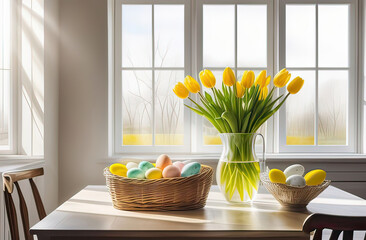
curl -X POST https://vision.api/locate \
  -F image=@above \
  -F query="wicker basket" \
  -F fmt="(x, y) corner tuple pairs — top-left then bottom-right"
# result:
(260, 173), (331, 209)
(104, 165), (213, 211)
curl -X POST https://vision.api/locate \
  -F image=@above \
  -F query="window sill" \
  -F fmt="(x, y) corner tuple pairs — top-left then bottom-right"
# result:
(105, 153), (366, 163)
(0, 155), (44, 162)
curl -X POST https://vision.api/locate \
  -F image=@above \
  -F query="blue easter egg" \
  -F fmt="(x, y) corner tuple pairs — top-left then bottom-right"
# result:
(138, 161), (154, 172)
(127, 168), (145, 179)
(181, 162), (201, 177)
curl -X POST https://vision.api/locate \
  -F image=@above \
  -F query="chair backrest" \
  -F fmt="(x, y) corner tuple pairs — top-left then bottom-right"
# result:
(303, 213), (366, 240)
(2, 167), (46, 240)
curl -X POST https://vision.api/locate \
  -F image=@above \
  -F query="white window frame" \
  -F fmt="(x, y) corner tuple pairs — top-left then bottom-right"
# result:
(278, 0), (357, 153)
(112, 0), (360, 155)
(0, 0), (18, 154)
(113, 0), (192, 154)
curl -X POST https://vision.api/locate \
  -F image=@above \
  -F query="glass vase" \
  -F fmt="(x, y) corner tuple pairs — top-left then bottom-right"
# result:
(216, 133), (265, 204)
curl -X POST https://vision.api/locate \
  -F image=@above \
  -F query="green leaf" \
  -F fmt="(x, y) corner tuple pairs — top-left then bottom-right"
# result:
(221, 111), (238, 133)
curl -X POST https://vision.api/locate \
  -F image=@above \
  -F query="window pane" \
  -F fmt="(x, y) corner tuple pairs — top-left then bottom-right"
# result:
(122, 71), (153, 145)
(286, 71), (315, 145)
(318, 5), (349, 67)
(155, 70), (184, 145)
(203, 5), (234, 68)
(286, 5), (315, 67)
(0, 70), (10, 146)
(318, 70), (347, 145)
(122, 5), (152, 68)
(154, 5), (184, 68)
(237, 5), (267, 68)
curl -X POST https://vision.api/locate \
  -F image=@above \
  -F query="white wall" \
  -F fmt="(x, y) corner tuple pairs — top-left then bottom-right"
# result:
(59, 0), (109, 203)
(44, 0), (59, 212)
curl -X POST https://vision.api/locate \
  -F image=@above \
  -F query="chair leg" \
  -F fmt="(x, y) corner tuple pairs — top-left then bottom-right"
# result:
(313, 229), (323, 240)
(343, 231), (354, 240)
(330, 230), (342, 240)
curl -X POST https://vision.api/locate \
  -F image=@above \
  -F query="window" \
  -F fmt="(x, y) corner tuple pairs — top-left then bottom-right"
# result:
(195, 0), (273, 153)
(0, 0), (15, 154)
(278, 0), (357, 153)
(114, 0), (191, 153)
(112, 0), (359, 154)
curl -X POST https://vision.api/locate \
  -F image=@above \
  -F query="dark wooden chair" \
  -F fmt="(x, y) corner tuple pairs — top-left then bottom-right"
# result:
(303, 213), (366, 240)
(2, 167), (46, 240)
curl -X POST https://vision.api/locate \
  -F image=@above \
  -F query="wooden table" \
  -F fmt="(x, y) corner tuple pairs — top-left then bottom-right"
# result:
(30, 185), (366, 240)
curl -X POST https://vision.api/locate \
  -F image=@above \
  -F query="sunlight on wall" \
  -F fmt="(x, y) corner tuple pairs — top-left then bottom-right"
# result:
(21, 0), (44, 156)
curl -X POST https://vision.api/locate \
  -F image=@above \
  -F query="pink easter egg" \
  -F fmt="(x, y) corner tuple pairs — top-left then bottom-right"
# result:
(173, 161), (185, 171)
(162, 165), (181, 178)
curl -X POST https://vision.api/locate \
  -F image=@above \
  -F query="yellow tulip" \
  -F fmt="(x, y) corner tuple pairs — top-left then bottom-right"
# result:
(236, 81), (244, 98)
(173, 82), (189, 99)
(254, 70), (268, 88)
(184, 75), (200, 93)
(259, 86), (268, 100)
(287, 76), (304, 94)
(273, 68), (291, 88)
(199, 69), (216, 88)
(241, 70), (255, 88)
(223, 67), (236, 86)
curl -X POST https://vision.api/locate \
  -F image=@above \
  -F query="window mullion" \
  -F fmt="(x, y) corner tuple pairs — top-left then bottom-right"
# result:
(315, 3), (319, 146)
(234, 4), (237, 77)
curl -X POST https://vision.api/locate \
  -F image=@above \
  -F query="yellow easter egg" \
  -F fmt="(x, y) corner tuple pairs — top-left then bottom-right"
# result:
(304, 169), (326, 186)
(145, 168), (163, 179)
(152, 163), (156, 167)
(109, 163), (127, 177)
(269, 169), (286, 184)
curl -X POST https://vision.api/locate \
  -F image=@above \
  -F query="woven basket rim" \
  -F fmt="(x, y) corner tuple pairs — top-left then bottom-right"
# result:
(104, 164), (212, 182)
(260, 172), (331, 190)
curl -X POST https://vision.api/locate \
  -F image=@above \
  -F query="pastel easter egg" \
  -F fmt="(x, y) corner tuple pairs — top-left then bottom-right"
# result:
(286, 175), (306, 187)
(181, 162), (201, 177)
(304, 169), (326, 186)
(126, 162), (138, 170)
(127, 168), (145, 179)
(269, 169), (286, 184)
(284, 164), (305, 178)
(162, 165), (181, 178)
(138, 161), (154, 172)
(173, 161), (185, 171)
(156, 154), (172, 170)
(145, 168), (163, 179)
(109, 163), (127, 177)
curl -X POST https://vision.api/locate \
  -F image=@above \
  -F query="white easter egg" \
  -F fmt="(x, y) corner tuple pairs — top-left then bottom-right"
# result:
(284, 164), (305, 178)
(126, 162), (139, 170)
(286, 175), (306, 188)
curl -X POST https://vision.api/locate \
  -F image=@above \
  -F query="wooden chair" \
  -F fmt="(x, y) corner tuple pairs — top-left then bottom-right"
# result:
(303, 213), (366, 240)
(2, 167), (46, 240)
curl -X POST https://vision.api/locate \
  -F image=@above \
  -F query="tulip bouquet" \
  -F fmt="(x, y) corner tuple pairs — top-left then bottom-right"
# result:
(173, 67), (304, 202)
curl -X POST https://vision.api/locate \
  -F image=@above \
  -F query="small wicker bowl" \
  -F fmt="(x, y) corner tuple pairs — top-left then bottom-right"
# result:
(260, 173), (331, 209)
(104, 165), (213, 211)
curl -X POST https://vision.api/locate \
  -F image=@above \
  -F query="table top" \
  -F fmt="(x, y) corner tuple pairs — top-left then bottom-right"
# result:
(30, 185), (366, 239)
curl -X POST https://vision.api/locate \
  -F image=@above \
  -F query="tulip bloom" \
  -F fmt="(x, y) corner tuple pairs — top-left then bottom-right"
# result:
(199, 69), (216, 88)
(241, 70), (255, 88)
(259, 86), (268, 100)
(254, 70), (268, 88)
(287, 76), (304, 94)
(184, 75), (200, 93)
(173, 82), (189, 99)
(273, 68), (291, 88)
(223, 67), (236, 86)
(236, 81), (244, 98)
